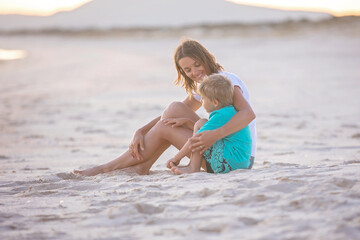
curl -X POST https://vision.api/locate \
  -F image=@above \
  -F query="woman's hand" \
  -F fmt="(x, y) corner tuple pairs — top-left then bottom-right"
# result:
(162, 118), (192, 129)
(129, 129), (145, 161)
(189, 130), (220, 154)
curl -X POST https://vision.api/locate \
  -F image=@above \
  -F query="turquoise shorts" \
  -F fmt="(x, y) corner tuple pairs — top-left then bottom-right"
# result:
(203, 139), (253, 173)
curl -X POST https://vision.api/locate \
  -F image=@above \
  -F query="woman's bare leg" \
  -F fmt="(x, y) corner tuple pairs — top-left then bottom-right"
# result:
(122, 142), (170, 175)
(74, 102), (200, 176)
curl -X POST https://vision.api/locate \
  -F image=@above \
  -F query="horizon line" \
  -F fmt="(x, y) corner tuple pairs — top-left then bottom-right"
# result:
(0, 1), (359, 17)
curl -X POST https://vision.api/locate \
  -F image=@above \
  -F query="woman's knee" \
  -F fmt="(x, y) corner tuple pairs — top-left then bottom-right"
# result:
(162, 101), (188, 119)
(194, 118), (208, 132)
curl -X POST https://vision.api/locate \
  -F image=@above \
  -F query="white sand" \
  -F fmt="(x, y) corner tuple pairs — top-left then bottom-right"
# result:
(0, 25), (360, 239)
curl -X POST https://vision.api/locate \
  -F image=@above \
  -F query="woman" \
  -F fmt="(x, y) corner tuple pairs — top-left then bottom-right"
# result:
(74, 39), (256, 176)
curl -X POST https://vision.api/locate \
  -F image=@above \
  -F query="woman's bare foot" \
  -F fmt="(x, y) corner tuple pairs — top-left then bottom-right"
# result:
(74, 161), (151, 176)
(121, 164), (149, 175)
(73, 166), (103, 176)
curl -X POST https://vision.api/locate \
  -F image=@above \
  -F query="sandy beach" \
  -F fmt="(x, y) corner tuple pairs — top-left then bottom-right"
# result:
(0, 22), (360, 239)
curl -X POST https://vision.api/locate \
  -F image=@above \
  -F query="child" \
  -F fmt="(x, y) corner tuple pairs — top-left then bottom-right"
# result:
(167, 73), (252, 174)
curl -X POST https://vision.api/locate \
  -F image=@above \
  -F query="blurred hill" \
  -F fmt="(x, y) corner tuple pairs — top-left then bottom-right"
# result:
(0, 0), (332, 31)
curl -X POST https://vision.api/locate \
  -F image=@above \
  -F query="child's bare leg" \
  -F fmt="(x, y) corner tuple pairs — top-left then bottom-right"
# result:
(194, 118), (208, 171)
(166, 139), (192, 169)
(166, 119), (207, 170)
(201, 158), (207, 171)
(169, 118), (208, 174)
(193, 118), (208, 134)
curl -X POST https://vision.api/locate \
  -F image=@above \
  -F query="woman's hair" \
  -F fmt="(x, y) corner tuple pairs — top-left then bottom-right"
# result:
(198, 74), (234, 108)
(174, 39), (223, 97)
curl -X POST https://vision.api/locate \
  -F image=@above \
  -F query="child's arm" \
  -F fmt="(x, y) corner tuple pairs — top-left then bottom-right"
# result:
(162, 118), (195, 130)
(166, 139), (192, 168)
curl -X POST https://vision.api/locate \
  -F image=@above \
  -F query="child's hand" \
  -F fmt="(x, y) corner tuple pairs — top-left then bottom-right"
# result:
(162, 118), (191, 128)
(166, 158), (180, 169)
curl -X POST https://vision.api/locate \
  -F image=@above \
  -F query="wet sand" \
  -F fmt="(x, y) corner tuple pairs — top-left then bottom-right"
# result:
(0, 25), (359, 239)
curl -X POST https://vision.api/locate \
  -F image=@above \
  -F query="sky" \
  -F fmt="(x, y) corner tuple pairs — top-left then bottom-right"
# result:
(0, 0), (359, 17)
(0, 0), (91, 16)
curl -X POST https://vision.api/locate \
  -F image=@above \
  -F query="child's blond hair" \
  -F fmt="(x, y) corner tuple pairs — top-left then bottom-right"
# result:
(198, 74), (234, 108)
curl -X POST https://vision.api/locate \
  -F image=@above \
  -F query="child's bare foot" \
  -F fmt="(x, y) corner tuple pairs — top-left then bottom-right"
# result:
(166, 158), (180, 169)
(73, 166), (103, 176)
(170, 163), (197, 175)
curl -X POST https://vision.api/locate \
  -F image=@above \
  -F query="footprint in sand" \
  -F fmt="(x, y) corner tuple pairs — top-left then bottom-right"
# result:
(134, 203), (165, 215)
(332, 177), (357, 189)
(265, 182), (302, 193)
(238, 217), (260, 226)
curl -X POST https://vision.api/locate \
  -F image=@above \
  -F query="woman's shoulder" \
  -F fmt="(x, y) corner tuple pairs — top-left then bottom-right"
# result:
(219, 71), (249, 97)
(219, 71), (241, 82)
(219, 71), (245, 86)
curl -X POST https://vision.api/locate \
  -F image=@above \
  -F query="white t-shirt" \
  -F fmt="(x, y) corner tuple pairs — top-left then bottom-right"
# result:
(193, 71), (257, 157)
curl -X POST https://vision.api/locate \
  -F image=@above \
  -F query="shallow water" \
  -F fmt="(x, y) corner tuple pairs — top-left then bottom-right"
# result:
(0, 48), (27, 61)
(0, 30), (359, 239)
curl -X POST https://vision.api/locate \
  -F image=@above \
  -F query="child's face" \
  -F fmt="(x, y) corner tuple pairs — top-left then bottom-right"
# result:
(201, 96), (218, 113)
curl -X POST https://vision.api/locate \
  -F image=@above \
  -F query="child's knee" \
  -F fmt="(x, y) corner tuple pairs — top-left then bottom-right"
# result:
(194, 118), (208, 132)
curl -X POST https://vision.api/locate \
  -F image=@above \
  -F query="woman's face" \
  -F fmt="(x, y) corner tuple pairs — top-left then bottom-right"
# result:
(178, 57), (208, 83)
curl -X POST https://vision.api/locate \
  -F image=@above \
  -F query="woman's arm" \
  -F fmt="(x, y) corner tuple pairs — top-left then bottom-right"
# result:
(138, 116), (161, 135)
(183, 95), (202, 112)
(216, 86), (255, 138)
(190, 86), (255, 153)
